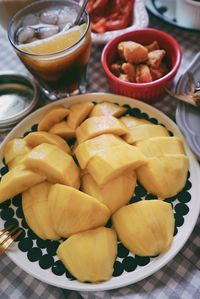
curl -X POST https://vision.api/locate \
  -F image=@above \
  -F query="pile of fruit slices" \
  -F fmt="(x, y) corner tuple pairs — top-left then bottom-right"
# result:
(0, 100), (189, 283)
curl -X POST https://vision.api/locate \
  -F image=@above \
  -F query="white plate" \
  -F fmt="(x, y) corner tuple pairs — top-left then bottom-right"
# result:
(0, 93), (200, 292)
(90, 0), (149, 44)
(145, 0), (200, 32)
(176, 52), (200, 160)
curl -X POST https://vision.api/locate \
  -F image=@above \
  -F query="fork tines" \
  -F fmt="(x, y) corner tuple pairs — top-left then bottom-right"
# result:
(0, 225), (23, 256)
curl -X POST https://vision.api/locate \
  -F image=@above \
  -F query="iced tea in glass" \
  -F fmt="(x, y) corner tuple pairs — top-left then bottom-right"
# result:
(8, 0), (91, 100)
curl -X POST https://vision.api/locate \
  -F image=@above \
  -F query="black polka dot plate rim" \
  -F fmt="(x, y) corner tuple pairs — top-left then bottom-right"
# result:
(0, 93), (200, 292)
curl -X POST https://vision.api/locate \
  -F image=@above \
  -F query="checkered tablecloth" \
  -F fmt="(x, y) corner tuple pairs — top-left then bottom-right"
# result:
(0, 9), (200, 299)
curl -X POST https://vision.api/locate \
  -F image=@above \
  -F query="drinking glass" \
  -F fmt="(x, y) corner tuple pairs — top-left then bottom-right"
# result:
(8, 0), (91, 100)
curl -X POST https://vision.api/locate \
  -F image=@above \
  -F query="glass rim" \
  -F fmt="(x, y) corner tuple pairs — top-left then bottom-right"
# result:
(8, 0), (90, 58)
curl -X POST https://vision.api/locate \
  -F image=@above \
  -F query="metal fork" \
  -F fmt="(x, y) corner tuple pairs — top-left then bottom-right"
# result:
(166, 72), (200, 108)
(0, 225), (23, 256)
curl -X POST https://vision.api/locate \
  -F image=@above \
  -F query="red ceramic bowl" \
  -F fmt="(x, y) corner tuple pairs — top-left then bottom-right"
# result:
(101, 28), (182, 102)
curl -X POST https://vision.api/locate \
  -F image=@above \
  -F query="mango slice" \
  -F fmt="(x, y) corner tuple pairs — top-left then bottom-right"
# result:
(120, 115), (152, 127)
(136, 136), (185, 157)
(57, 227), (117, 283)
(112, 200), (175, 256)
(86, 144), (146, 185)
(3, 138), (31, 169)
(81, 171), (136, 214)
(49, 121), (76, 139)
(75, 133), (125, 169)
(48, 184), (110, 237)
(25, 131), (71, 154)
(8, 156), (26, 170)
(123, 124), (169, 144)
(0, 165), (46, 203)
(136, 154), (189, 198)
(76, 116), (128, 144)
(90, 101), (127, 117)
(23, 143), (80, 189)
(67, 102), (94, 129)
(38, 105), (70, 131)
(22, 181), (60, 240)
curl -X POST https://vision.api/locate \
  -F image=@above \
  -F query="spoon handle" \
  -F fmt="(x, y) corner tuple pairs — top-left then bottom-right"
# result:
(74, 0), (89, 25)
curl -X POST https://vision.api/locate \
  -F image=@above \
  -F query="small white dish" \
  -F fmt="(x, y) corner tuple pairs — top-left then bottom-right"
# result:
(176, 0), (200, 30)
(176, 52), (200, 160)
(91, 0), (149, 44)
(0, 93), (200, 292)
(145, 0), (200, 32)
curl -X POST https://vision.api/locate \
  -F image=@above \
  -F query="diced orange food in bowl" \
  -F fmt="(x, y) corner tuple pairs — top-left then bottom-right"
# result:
(101, 29), (182, 101)
(110, 40), (169, 84)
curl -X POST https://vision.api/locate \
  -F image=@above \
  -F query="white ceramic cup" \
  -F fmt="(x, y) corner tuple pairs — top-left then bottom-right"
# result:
(176, 0), (200, 30)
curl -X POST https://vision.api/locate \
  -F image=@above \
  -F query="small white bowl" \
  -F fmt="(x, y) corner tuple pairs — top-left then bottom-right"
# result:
(176, 0), (200, 30)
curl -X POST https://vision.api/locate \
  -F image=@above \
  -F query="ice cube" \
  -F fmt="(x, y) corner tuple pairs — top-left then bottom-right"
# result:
(17, 26), (35, 44)
(22, 14), (38, 26)
(40, 9), (59, 25)
(58, 8), (77, 24)
(36, 25), (59, 39)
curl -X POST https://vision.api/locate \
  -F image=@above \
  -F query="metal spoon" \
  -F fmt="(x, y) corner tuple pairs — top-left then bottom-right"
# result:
(74, 0), (89, 26)
(62, 0), (89, 31)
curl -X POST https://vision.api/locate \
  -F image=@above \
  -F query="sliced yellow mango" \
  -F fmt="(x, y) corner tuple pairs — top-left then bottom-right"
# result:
(90, 101), (127, 117)
(123, 124), (169, 144)
(120, 115), (152, 128)
(86, 144), (146, 185)
(112, 200), (174, 256)
(3, 138), (31, 166)
(24, 143), (80, 189)
(0, 165), (46, 203)
(136, 154), (189, 198)
(22, 181), (60, 240)
(57, 227), (117, 283)
(136, 136), (185, 157)
(48, 184), (110, 237)
(75, 133), (125, 169)
(81, 171), (136, 214)
(7, 155), (26, 170)
(38, 105), (70, 131)
(25, 131), (71, 154)
(67, 102), (94, 129)
(76, 115), (128, 144)
(49, 121), (76, 139)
